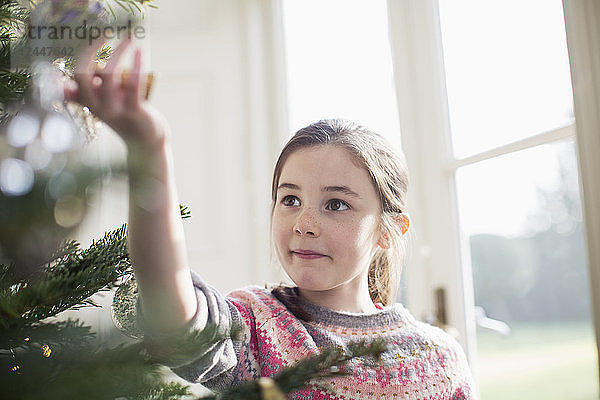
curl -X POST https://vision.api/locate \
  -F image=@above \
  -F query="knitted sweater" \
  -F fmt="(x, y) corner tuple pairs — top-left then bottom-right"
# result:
(144, 273), (475, 400)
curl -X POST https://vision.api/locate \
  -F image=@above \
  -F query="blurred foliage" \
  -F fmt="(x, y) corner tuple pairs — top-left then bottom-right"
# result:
(0, 162), (110, 272)
(0, 0), (154, 116)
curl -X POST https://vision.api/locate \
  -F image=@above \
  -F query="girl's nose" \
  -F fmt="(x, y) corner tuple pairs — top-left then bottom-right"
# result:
(293, 209), (320, 237)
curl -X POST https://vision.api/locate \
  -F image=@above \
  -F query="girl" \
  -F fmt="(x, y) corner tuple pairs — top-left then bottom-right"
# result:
(66, 38), (475, 399)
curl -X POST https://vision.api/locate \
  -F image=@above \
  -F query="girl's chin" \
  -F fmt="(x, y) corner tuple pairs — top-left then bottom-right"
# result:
(286, 272), (329, 292)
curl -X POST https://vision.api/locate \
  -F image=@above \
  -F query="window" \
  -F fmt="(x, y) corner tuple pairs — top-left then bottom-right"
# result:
(440, 0), (574, 158)
(388, 0), (599, 397)
(282, 0), (401, 148)
(455, 139), (596, 398)
(438, 1), (596, 397)
(284, 1), (599, 395)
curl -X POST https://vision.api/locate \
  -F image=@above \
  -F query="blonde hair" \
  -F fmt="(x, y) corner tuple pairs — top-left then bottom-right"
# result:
(271, 119), (409, 306)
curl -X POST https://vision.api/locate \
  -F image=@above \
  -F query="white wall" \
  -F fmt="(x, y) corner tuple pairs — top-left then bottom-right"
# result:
(78, 0), (289, 296)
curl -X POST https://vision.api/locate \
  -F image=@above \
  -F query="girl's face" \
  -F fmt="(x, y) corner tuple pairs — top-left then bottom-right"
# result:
(272, 145), (385, 301)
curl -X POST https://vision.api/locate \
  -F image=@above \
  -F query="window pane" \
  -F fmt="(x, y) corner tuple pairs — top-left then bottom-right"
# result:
(282, 0), (401, 148)
(456, 140), (598, 399)
(439, 0), (574, 158)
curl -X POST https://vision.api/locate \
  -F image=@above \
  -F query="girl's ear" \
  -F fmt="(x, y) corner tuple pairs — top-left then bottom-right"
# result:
(377, 213), (410, 249)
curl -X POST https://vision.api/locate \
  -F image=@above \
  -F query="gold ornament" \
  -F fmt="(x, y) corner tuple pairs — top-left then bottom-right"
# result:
(120, 70), (155, 100)
(258, 377), (286, 400)
(41, 344), (52, 358)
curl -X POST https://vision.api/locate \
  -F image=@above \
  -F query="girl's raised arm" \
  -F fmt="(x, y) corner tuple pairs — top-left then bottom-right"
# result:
(65, 38), (197, 330)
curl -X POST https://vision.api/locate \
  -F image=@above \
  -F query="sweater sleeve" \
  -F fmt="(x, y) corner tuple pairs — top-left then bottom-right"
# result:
(140, 271), (260, 387)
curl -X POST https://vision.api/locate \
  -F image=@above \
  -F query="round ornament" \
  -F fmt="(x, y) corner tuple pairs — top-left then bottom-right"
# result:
(111, 277), (143, 340)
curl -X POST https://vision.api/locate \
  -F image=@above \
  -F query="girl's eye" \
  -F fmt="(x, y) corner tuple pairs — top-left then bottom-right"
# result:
(326, 199), (350, 211)
(281, 195), (300, 207)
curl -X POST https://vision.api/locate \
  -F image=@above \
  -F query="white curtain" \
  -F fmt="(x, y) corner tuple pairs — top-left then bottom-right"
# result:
(563, 0), (600, 382)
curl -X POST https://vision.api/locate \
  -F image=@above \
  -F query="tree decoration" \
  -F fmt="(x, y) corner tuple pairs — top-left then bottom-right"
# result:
(111, 275), (143, 339)
(0, 0), (149, 271)
(1, 0), (153, 116)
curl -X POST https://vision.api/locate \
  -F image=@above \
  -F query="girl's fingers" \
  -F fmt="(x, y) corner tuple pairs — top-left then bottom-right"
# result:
(124, 48), (143, 108)
(98, 37), (133, 101)
(63, 79), (79, 103)
(76, 38), (106, 74)
(73, 39), (106, 107)
(104, 36), (133, 74)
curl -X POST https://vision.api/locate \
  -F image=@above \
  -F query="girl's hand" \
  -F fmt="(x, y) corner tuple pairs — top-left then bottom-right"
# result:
(66, 39), (198, 327)
(65, 38), (168, 151)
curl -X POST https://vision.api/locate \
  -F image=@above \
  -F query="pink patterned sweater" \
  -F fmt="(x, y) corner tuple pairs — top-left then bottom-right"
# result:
(144, 273), (475, 400)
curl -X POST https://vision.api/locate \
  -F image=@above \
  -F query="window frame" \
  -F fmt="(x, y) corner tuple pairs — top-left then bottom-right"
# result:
(387, 0), (600, 391)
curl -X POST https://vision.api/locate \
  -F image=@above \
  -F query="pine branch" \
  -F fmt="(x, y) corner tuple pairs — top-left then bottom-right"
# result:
(135, 382), (193, 400)
(0, 319), (94, 353)
(0, 201), (199, 400)
(0, 261), (20, 291)
(0, 0), (29, 29)
(102, 0), (155, 20)
(2, 341), (192, 400)
(47, 343), (187, 400)
(180, 204), (192, 219)
(27, 224), (131, 319)
(0, 225), (131, 331)
(1, 199), (192, 333)
(0, 37), (13, 66)
(210, 339), (388, 400)
(0, 68), (30, 111)
(0, 35), (30, 112)
(0, 1), (30, 74)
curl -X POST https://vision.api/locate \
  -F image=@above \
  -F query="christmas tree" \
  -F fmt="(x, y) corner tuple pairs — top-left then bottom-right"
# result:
(0, 2), (387, 398)
(1, 3), (193, 397)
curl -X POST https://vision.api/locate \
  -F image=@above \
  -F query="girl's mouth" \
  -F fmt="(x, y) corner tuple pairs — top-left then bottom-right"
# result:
(291, 249), (326, 260)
